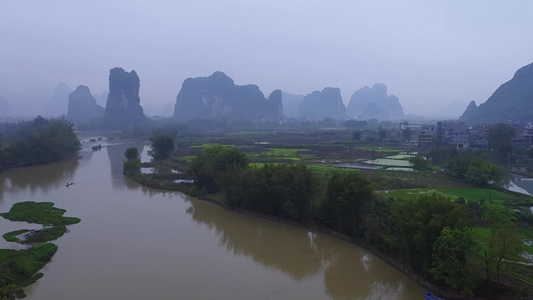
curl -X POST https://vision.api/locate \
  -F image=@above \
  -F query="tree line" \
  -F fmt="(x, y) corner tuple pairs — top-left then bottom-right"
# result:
(188, 145), (525, 297)
(0, 116), (81, 169)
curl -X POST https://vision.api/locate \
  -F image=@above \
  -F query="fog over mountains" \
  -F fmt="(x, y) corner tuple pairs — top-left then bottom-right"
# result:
(3, 61), (533, 124)
(1, 2), (532, 119)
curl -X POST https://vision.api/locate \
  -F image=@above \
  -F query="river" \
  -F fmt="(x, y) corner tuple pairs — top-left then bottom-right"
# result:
(0, 140), (425, 300)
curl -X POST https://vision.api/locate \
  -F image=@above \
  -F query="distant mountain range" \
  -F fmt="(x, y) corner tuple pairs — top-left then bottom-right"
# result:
(297, 87), (346, 119)
(347, 83), (404, 120)
(173, 71), (282, 121)
(460, 62), (533, 122)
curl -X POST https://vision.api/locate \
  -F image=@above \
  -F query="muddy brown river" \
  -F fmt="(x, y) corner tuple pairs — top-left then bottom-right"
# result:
(0, 140), (424, 300)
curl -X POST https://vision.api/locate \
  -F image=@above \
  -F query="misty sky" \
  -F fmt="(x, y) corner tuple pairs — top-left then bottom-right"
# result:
(2, 1), (533, 116)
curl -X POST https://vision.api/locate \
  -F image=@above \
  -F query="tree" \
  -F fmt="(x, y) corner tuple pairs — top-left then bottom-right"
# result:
(191, 145), (248, 193)
(318, 170), (374, 236)
(352, 130), (362, 140)
(447, 151), (506, 187)
(488, 123), (515, 163)
(391, 193), (467, 275)
(431, 227), (478, 295)
(482, 201), (522, 286)
(123, 147), (140, 176)
(148, 134), (175, 161)
(234, 164), (319, 221)
(464, 159), (505, 187)
(378, 127), (387, 142)
(402, 128), (412, 141)
(124, 147), (139, 161)
(409, 155), (430, 171)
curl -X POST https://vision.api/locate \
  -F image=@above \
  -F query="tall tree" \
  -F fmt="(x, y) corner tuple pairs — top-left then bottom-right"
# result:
(319, 170), (374, 236)
(488, 123), (515, 163)
(148, 134), (175, 161)
(431, 227), (478, 295)
(391, 193), (467, 275)
(482, 201), (522, 286)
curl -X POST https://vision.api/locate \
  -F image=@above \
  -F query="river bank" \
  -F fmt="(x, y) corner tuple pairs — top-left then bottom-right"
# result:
(128, 172), (497, 300)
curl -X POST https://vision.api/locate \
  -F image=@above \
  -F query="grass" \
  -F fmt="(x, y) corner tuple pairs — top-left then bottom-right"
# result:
(0, 243), (58, 299)
(249, 162), (283, 168)
(190, 143), (221, 148)
(3, 226), (68, 244)
(521, 228), (533, 256)
(434, 188), (510, 203)
(364, 158), (413, 167)
(267, 148), (308, 156)
(354, 146), (401, 152)
(178, 155), (196, 162)
(386, 154), (415, 160)
(3, 229), (30, 242)
(247, 148), (310, 162)
(0, 201), (81, 226)
(379, 188), (522, 204)
(379, 189), (453, 200)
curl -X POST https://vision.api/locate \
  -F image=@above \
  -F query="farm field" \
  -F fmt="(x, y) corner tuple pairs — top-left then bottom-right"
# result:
(379, 188), (521, 203)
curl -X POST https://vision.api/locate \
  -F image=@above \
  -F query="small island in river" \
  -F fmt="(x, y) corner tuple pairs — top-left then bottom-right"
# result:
(0, 201), (80, 299)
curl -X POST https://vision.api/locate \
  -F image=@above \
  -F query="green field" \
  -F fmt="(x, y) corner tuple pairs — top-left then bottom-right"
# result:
(386, 154), (415, 160)
(248, 148), (310, 161)
(365, 158), (413, 167)
(435, 188), (510, 202)
(354, 146), (401, 152)
(380, 188), (515, 203)
(249, 162), (282, 168)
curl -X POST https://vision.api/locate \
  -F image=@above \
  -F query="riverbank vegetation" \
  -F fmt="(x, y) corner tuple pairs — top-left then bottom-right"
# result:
(122, 125), (533, 299)
(0, 202), (80, 299)
(0, 116), (81, 169)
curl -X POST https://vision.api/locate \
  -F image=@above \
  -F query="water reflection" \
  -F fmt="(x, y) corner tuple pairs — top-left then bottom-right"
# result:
(106, 143), (144, 190)
(187, 199), (321, 281)
(0, 157), (79, 200)
(186, 199), (416, 300)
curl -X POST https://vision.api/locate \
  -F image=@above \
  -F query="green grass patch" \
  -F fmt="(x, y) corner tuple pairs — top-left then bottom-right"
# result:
(365, 158), (413, 167)
(190, 143), (221, 148)
(306, 164), (359, 177)
(3, 229), (30, 242)
(179, 155), (196, 162)
(249, 163), (283, 168)
(354, 146), (401, 152)
(434, 188), (510, 203)
(267, 148), (308, 156)
(471, 227), (491, 246)
(0, 202), (80, 226)
(521, 228), (533, 256)
(380, 188), (517, 204)
(3, 226), (68, 244)
(0, 243), (58, 299)
(379, 189), (453, 200)
(385, 154), (415, 160)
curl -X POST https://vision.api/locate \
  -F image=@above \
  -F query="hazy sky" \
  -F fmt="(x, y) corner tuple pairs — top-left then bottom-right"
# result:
(2, 1), (533, 115)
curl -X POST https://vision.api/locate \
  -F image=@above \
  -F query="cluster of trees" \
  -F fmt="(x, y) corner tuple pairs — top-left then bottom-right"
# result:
(123, 147), (141, 176)
(189, 145), (524, 297)
(447, 151), (506, 187)
(0, 116), (80, 168)
(428, 147), (506, 187)
(190, 145), (372, 227)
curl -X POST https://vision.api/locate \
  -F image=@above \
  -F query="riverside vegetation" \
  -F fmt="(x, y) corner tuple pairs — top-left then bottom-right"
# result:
(124, 127), (533, 300)
(0, 117), (81, 299)
(0, 116), (81, 169)
(0, 202), (81, 299)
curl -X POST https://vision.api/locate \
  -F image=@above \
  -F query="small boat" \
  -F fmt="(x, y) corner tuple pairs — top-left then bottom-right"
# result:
(424, 293), (444, 300)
